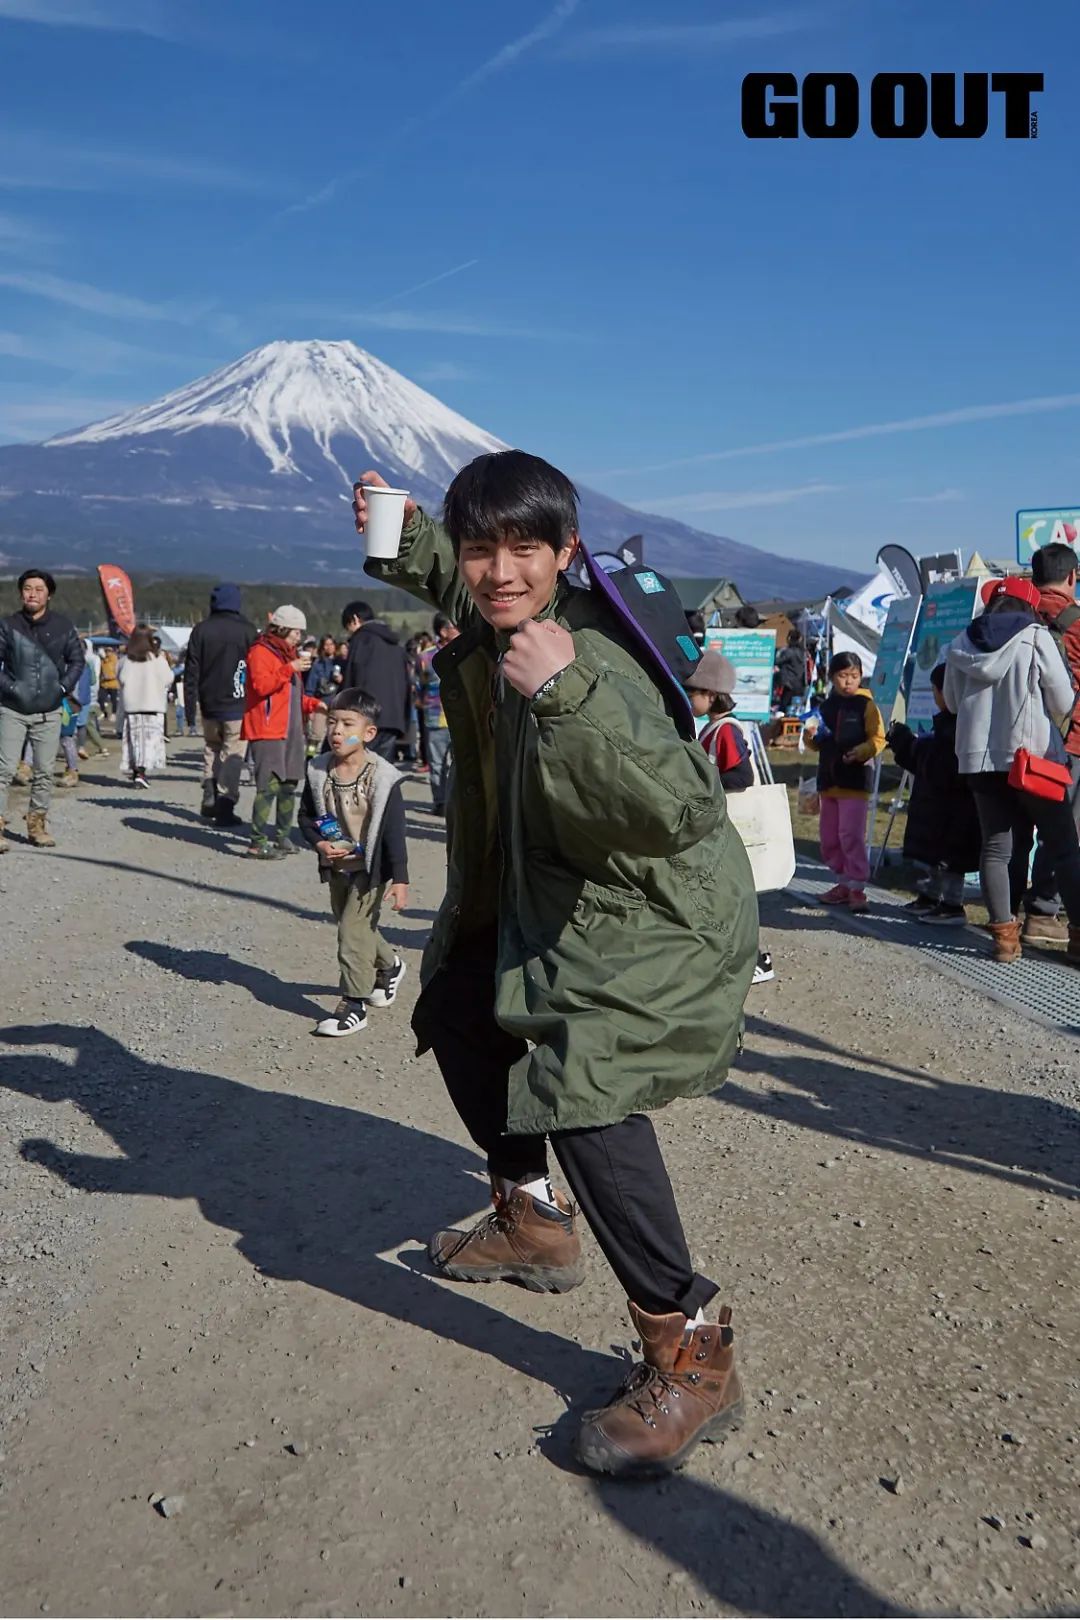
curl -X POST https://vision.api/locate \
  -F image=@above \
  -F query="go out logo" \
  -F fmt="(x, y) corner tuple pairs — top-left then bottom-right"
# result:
(742, 72), (1043, 139)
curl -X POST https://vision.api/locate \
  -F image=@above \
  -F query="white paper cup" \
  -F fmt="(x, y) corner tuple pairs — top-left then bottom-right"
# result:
(362, 485), (409, 560)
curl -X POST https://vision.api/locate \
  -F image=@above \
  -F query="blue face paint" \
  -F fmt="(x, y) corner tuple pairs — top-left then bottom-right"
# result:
(345, 735), (361, 745)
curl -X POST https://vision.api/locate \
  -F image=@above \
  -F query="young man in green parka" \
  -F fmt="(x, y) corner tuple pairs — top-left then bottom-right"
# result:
(355, 452), (757, 1476)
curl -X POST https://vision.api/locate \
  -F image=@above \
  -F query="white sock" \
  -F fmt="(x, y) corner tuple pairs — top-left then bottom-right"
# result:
(495, 1173), (556, 1206)
(681, 1307), (706, 1345)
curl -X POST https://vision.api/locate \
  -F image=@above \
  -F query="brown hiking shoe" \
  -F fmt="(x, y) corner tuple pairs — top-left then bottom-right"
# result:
(988, 920), (1022, 962)
(13, 761), (31, 787)
(428, 1187), (585, 1294)
(576, 1303), (743, 1478)
(59, 768), (79, 789)
(26, 811), (56, 848)
(1022, 913), (1068, 945)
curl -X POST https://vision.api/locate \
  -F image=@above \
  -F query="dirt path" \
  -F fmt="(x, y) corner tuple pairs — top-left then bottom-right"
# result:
(0, 742), (1077, 1618)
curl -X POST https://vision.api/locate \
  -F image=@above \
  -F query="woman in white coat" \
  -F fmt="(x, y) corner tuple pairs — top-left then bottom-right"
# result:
(118, 626), (174, 787)
(944, 576), (1079, 962)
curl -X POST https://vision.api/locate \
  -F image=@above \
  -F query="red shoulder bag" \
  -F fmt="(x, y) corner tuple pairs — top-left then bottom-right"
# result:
(1008, 748), (1072, 802)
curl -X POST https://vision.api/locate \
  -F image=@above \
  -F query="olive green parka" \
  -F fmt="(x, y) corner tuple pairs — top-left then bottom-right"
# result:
(367, 510), (757, 1136)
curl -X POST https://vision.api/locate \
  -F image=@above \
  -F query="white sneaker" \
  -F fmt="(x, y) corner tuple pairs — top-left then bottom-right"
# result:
(314, 999), (367, 1037)
(367, 955), (406, 1009)
(751, 951), (775, 985)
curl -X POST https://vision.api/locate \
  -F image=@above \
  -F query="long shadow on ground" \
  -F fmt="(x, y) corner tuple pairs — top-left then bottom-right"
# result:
(2, 1023), (905, 1616)
(733, 1015), (1080, 1202)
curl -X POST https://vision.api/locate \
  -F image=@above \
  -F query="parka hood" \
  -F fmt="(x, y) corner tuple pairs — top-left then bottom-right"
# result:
(947, 614), (1039, 686)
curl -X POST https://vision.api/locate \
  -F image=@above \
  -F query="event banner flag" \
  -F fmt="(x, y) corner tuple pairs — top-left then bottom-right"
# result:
(703, 628), (777, 722)
(869, 593), (921, 724)
(1017, 507), (1080, 565)
(906, 578), (980, 732)
(97, 564), (136, 637)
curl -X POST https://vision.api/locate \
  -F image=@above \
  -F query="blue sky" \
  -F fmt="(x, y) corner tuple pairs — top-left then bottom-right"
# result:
(0, 0), (1075, 570)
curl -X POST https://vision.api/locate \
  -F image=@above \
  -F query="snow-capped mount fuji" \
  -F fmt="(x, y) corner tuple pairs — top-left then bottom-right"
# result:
(51, 340), (506, 489)
(0, 341), (854, 598)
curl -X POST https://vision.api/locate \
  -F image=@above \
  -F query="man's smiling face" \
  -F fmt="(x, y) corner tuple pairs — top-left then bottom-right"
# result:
(456, 534), (578, 629)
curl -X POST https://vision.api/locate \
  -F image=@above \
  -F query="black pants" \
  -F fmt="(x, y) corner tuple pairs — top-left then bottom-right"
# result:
(968, 771), (1080, 925)
(369, 728), (400, 761)
(422, 949), (717, 1319)
(1026, 757), (1080, 916)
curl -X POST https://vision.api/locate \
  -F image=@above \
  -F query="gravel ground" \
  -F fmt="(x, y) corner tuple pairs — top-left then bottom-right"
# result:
(0, 741), (1077, 1618)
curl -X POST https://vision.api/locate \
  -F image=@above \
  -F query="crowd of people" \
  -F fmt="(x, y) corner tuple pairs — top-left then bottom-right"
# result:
(1, 447), (1078, 1481)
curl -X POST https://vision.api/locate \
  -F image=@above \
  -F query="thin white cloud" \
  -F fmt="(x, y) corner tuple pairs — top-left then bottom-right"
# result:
(0, 395), (135, 440)
(285, 0), (581, 217)
(0, 325), (197, 371)
(0, 209), (58, 251)
(901, 487), (964, 505)
(371, 260), (480, 311)
(0, 0), (171, 33)
(639, 482), (845, 514)
(0, 268), (207, 323)
(0, 130), (283, 196)
(595, 394), (1080, 478)
(555, 10), (820, 56)
(287, 304), (579, 341)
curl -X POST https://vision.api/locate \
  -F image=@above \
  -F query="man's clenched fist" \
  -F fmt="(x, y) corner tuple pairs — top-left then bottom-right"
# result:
(501, 619), (576, 700)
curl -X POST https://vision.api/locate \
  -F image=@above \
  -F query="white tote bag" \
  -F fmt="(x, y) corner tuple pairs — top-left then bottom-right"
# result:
(704, 717), (797, 893)
(725, 782), (797, 893)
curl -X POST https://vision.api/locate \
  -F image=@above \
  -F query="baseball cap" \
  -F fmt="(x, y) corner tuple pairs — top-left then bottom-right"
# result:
(980, 576), (1041, 611)
(271, 604), (307, 631)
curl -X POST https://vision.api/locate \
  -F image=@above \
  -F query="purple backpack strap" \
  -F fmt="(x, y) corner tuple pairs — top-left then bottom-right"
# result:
(578, 541), (697, 738)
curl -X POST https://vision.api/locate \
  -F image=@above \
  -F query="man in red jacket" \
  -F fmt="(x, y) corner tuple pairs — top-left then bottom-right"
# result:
(241, 605), (324, 860)
(1023, 542), (1080, 942)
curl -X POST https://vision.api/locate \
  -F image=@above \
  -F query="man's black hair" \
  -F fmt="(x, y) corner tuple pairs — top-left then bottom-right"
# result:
(685, 610), (706, 640)
(18, 568), (56, 596)
(734, 603), (761, 628)
(827, 650), (862, 678)
(433, 612), (452, 636)
(787, 629), (804, 647)
(341, 600), (374, 630)
(1031, 541), (1079, 588)
(328, 686), (381, 725)
(442, 450), (578, 555)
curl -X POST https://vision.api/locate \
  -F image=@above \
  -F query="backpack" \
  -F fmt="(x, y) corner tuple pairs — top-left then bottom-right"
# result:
(577, 544), (701, 739)
(1046, 603), (1080, 738)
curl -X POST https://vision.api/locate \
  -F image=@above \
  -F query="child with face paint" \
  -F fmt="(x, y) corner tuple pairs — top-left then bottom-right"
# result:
(298, 686), (409, 1037)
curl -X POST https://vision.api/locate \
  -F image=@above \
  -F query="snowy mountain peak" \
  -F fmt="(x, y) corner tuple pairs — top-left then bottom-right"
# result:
(48, 339), (507, 486)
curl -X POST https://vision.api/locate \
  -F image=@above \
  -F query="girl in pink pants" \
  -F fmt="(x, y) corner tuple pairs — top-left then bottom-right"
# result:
(810, 652), (886, 912)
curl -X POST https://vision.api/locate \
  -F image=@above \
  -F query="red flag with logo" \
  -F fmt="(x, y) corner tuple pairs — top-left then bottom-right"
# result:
(97, 564), (136, 637)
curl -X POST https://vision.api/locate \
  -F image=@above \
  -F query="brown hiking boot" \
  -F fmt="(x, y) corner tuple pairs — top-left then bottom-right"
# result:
(13, 761), (31, 787)
(26, 811), (56, 848)
(988, 920), (1022, 962)
(576, 1303), (743, 1478)
(428, 1186), (585, 1294)
(59, 768), (79, 789)
(1022, 913), (1068, 945)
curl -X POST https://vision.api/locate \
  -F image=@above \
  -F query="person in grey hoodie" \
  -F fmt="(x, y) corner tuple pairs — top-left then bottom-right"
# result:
(944, 575), (1080, 962)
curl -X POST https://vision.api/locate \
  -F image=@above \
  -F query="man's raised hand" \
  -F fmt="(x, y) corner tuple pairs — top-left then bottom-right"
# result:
(353, 471), (417, 535)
